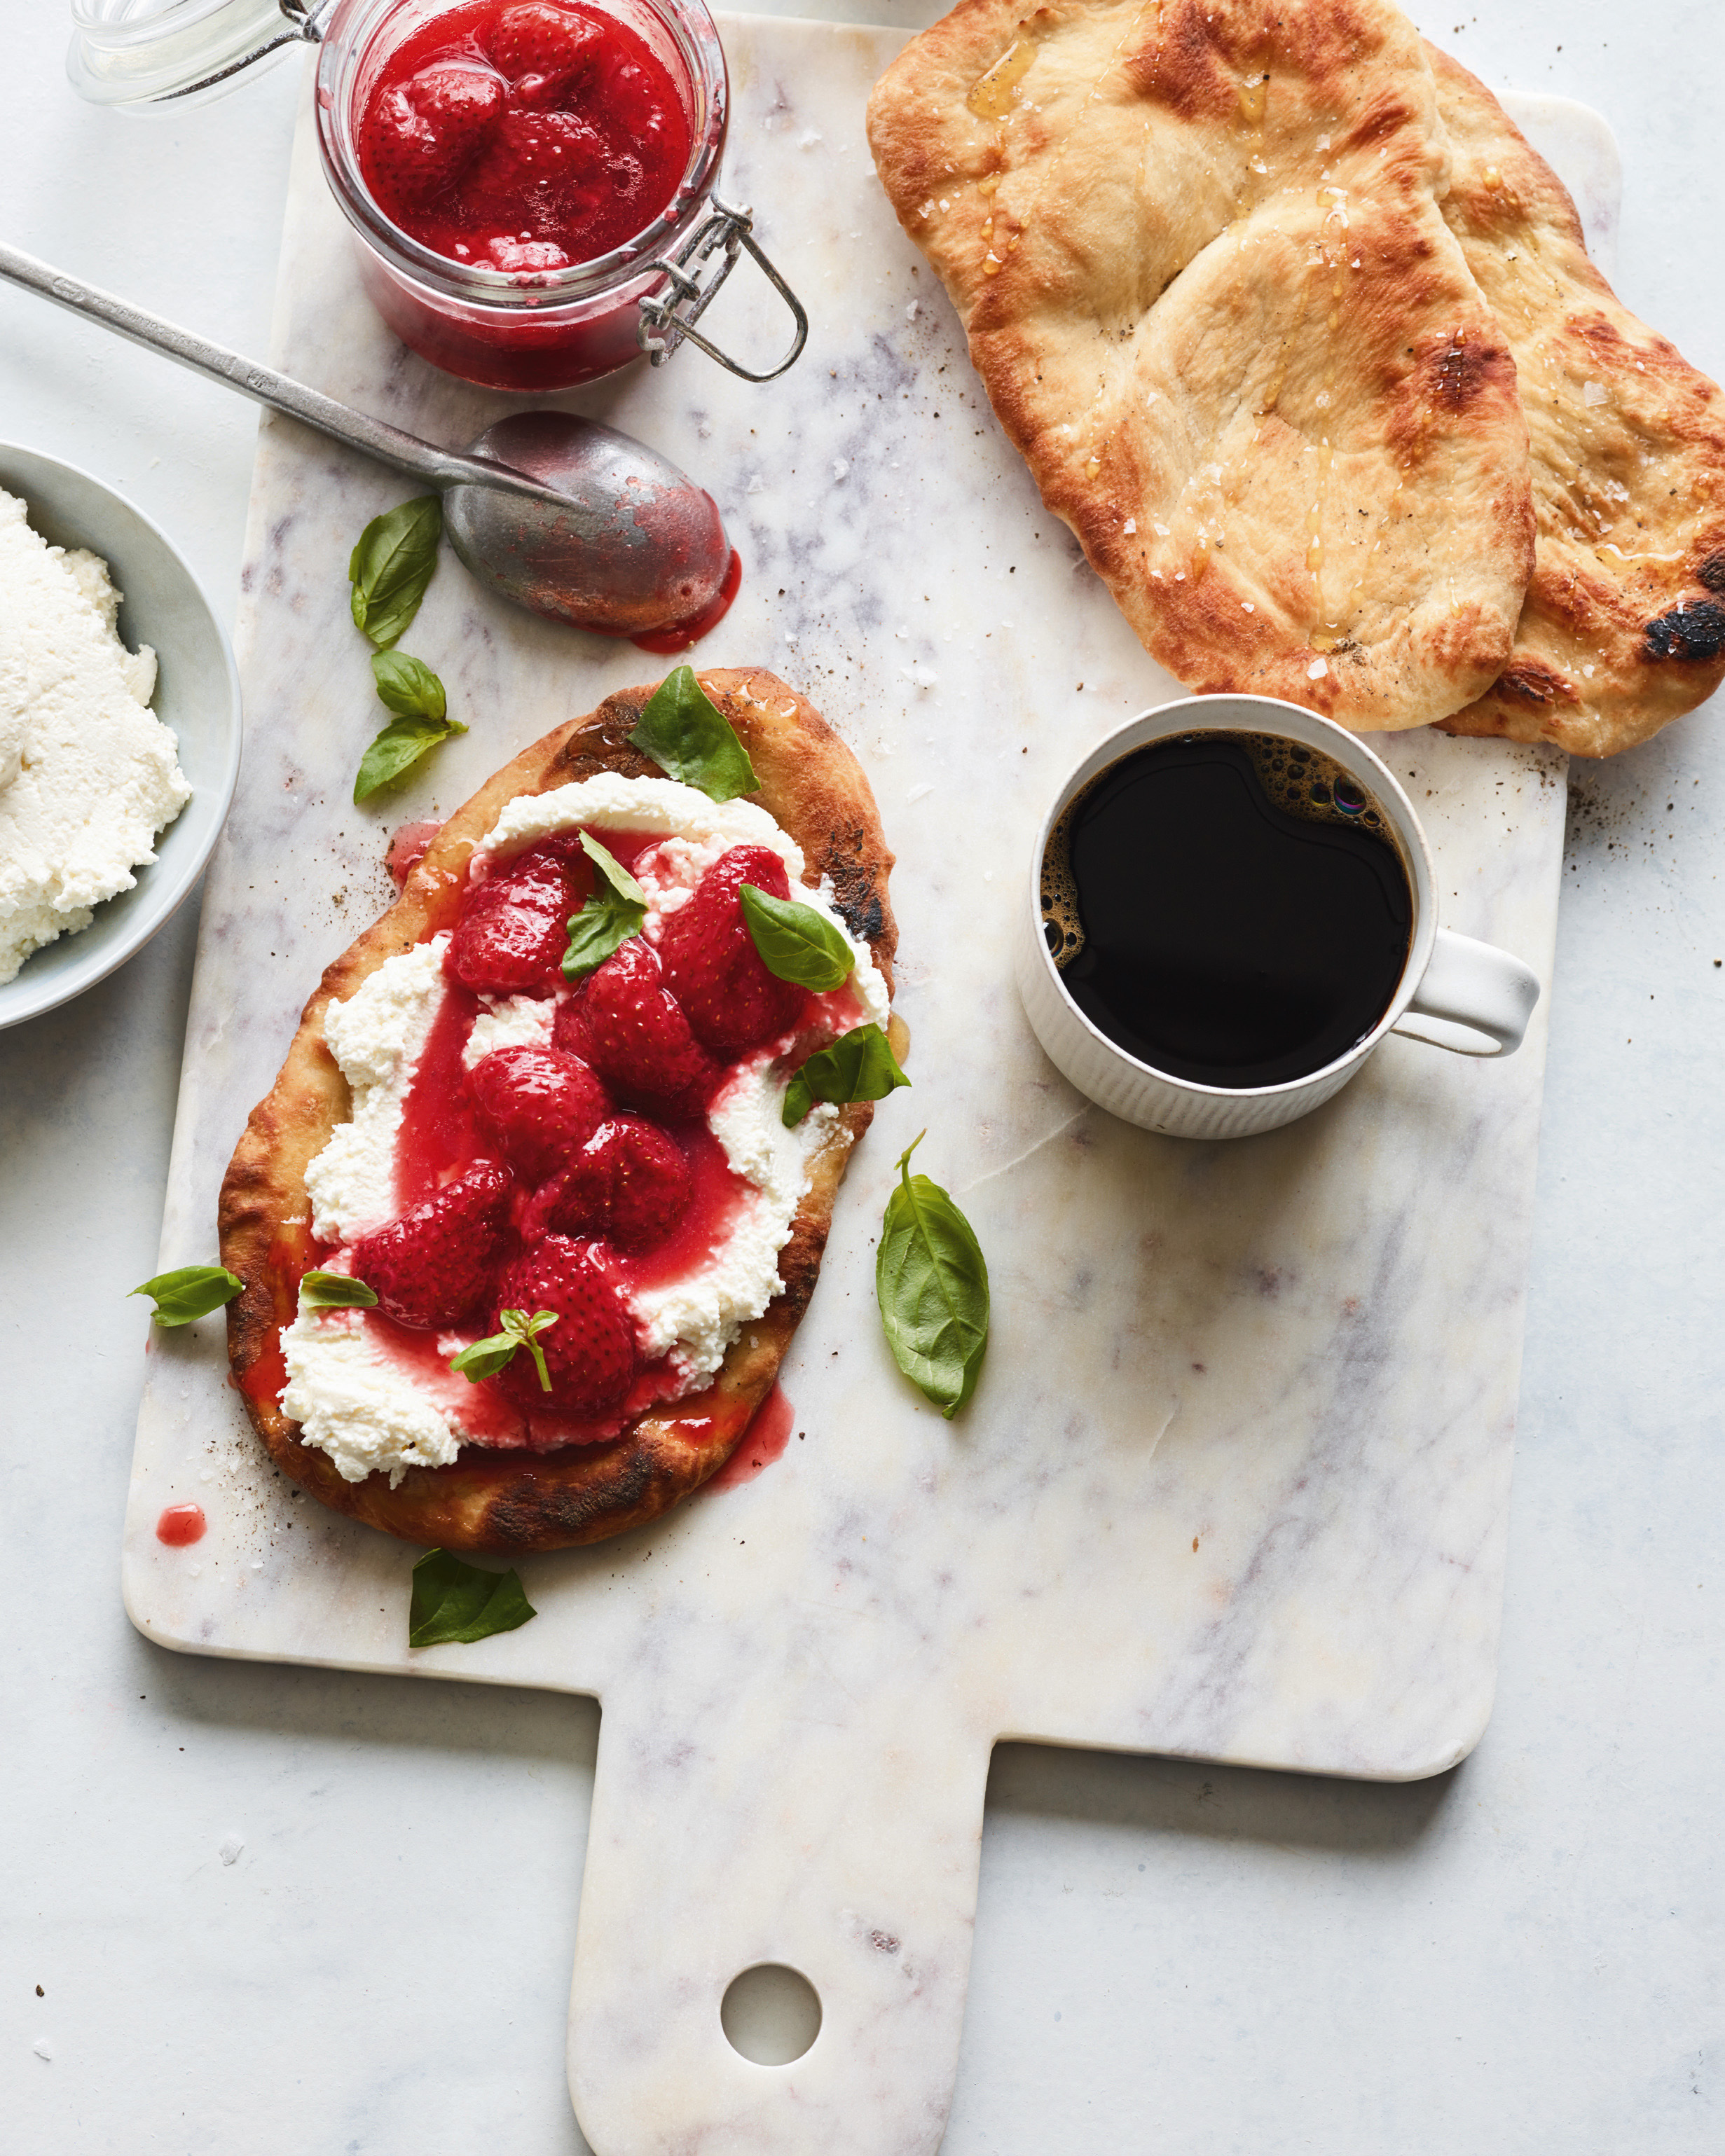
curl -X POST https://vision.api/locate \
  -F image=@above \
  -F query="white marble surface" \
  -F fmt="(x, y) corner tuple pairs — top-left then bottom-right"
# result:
(122, 22), (1583, 2148)
(3, 4), (1722, 2152)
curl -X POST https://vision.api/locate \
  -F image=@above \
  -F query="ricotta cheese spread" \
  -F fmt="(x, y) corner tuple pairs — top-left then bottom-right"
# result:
(0, 488), (191, 984)
(303, 934), (450, 1244)
(282, 775), (890, 1486)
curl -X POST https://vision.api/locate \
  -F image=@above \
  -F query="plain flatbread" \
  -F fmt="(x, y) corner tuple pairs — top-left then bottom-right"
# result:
(1429, 45), (1725, 757)
(867, 0), (1534, 731)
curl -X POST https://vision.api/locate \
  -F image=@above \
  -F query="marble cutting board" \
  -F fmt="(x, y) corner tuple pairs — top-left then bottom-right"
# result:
(124, 21), (1616, 2152)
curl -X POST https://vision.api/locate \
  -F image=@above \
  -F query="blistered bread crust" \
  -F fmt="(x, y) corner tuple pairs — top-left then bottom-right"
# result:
(1427, 46), (1725, 756)
(867, 0), (1534, 731)
(220, 671), (900, 1554)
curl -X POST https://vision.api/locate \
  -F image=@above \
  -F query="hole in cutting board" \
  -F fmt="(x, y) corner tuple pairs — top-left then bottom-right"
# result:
(720, 1963), (822, 2064)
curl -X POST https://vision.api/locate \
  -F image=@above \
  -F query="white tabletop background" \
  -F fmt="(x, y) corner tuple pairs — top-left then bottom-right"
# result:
(1, 1), (1719, 2150)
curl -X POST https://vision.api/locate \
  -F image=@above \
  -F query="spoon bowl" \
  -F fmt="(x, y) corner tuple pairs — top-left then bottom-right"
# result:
(0, 242), (737, 642)
(447, 412), (730, 636)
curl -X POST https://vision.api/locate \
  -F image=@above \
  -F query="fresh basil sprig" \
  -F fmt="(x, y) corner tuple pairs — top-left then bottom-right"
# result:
(782, 1022), (909, 1128)
(350, 496), (441, 649)
(875, 1133), (990, 1419)
(348, 506), (462, 802)
(299, 1271), (379, 1311)
(130, 1265), (243, 1328)
(741, 883), (855, 992)
(628, 665), (759, 803)
(563, 832), (647, 979)
(408, 1547), (537, 1648)
(449, 1308), (559, 1390)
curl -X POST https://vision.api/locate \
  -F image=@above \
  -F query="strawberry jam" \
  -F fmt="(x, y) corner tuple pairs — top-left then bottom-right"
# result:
(357, 1), (694, 275)
(317, 0), (728, 388)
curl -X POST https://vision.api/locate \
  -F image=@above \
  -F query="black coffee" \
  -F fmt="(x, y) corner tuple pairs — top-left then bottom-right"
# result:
(1041, 731), (1412, 1089)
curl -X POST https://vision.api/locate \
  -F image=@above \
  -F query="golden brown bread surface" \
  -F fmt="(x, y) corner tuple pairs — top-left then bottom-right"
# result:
(867, 0), (1534, 731)
(1428, 45), (1725, 756)
(219, 671), (899, 1555)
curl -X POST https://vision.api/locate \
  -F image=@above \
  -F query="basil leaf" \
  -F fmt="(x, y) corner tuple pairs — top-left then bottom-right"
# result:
(450, 1308), (558, 1390)
(408, 1547), (537, 1648)
(741, 883), (855, 992)
(371, 649), (447, 720)
(350, 496), (441, 649)
(875, 1133), (989, 1419)
(782, 1022), (909, 1128)
(628, 665), (759, 802)
(353, 712), (467, 803)
(299, 1271), (378, 1310)
(562, 831), (648, 979)
(130, 1265), (243, 1328)
(447, 1334), (518, 1383)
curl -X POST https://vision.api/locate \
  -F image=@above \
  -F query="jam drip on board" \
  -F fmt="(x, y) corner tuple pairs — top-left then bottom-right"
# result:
(387, 820), (444, 890)
(358, 0), (694, 275)
(299, 826), (855, 1459)
(706, 1381), (795, 1488)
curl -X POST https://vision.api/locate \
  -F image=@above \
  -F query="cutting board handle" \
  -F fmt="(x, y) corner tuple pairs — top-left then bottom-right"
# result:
(568, 1683), (992, 2155)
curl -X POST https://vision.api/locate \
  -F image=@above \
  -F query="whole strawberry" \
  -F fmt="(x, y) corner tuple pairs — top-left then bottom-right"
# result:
(486, 1), (601, 104)
(657, 845), (807, 1054)
(469, 1045), (611, 1182)
(362, 63), (505, 214)
(351, 1159), (514, 1331)
(555, 938), (719, 1119)
(489, 1234), (635, 1416)
(525, 1115), (693, 1252)
(448, 836), (589, 998)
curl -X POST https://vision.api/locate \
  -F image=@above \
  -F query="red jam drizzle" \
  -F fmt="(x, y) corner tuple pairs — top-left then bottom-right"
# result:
(156, 1504), (207, 1547)
(238, 1224), (324, 1411)
(362, 1310), (527, 1444)
(589, 826), (659, 877)
(240, 1332), (289, 1414)
(359, 0), (694, 275)
(395, 983), (487, 1209)
(631, 547), (743, 655)
(708, 1383), (795, 1488)
(388, 820), (444, 890)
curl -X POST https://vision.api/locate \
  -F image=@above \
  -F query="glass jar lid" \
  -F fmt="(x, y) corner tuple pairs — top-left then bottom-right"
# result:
(66, 0), (333, 110)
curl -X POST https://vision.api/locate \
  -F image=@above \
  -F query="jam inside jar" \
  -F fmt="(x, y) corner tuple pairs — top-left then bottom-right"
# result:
(315, 0), (731, 390)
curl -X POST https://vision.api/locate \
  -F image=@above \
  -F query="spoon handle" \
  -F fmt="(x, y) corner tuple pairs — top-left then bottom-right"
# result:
(0, 242), (570, 511)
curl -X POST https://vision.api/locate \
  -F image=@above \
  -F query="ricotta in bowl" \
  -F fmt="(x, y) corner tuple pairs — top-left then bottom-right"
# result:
(0, 485), (191, 985)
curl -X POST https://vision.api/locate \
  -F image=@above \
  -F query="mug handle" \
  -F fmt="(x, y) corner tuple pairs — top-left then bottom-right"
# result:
(1392, 928), (1541, 1058)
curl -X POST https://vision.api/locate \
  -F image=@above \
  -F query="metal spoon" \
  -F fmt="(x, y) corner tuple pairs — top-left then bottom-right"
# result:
(0, 241), (731, 638)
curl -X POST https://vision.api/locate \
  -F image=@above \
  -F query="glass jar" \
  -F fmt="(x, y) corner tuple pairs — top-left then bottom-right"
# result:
(67, 0), (806, 392)
(68, 0), (329, 109)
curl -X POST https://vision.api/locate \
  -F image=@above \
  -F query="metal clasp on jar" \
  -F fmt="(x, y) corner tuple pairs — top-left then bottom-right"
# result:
(636, 198), (808, 383)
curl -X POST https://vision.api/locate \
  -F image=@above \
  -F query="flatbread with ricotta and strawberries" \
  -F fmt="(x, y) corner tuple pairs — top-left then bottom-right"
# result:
(867, 0), (1534, 732)
(220, 670), (900, 1554)
(1427, 45), (1725, 757)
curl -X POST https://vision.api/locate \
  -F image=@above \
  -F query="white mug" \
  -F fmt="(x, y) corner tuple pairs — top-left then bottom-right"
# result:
(1013, 694), (1542, 1142)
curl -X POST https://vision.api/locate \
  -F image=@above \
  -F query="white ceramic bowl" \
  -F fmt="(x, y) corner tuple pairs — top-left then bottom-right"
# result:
(0, 443), (242, 1030)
